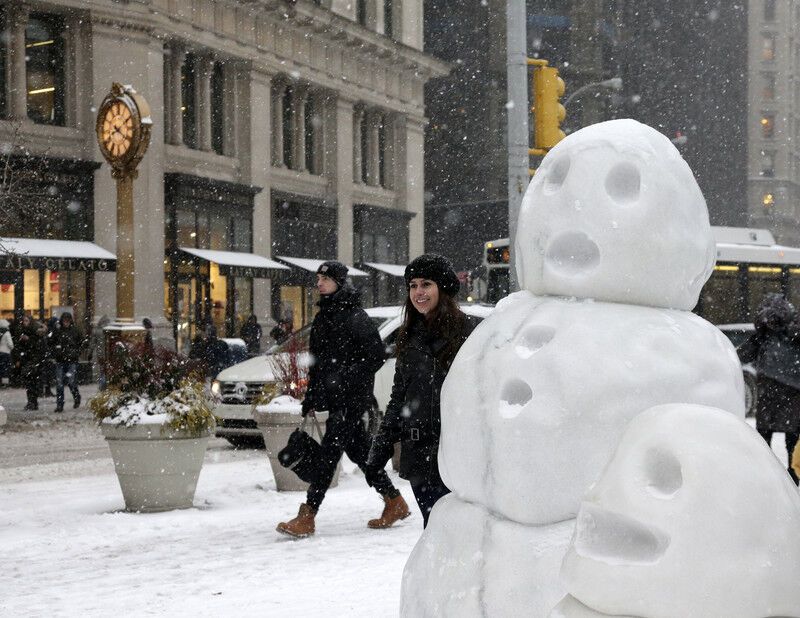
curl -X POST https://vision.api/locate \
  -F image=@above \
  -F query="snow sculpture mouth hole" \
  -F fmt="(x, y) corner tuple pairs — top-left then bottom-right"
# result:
(515, 325), (555, 359)
(574, 503), (670, 565)
(499, 378), (532, 419)
(643, 447), (683, 498)
(543, 157), (570, 195)
(545, 231), (600, 275)
(605, 162), (641, 204)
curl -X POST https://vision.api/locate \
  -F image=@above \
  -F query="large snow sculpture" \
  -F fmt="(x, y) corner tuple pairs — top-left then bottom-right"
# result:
(401, 119), (746, 616)
(553, 404), (800, 618)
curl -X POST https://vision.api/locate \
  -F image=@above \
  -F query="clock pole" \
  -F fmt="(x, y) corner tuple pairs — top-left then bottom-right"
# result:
(96, 83), (153, 381)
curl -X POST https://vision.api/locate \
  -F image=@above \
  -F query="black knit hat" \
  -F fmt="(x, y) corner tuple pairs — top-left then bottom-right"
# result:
(405, 254), (460, 297)
(316, 261), (349, 288)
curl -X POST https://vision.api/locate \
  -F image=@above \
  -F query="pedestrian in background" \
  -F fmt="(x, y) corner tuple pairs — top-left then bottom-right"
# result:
(277, 261), (407, 538)
(0, 318), (13, 387)
(269, 318), (292, 346)
(90, 315), (110, 391)
(190, 323), (228, 379)
(17, 314), (45, 411)
(240, 314), (262, 357)
(52, 312), (84, 413)
(737, 292), (800, 484)
(142, 317), (154, 352)
(41, 317), (59, 398)
(368, 254), (477, 527)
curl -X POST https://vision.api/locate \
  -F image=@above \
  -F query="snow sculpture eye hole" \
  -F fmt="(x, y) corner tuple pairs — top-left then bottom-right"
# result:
(643, 447), (683, 498)
(499, 378), (532, 419)
(544, 231), (601, 275)
(543, 157), (571, 195)
(605, 162), (641, 204)
(515, 325), (555, 359)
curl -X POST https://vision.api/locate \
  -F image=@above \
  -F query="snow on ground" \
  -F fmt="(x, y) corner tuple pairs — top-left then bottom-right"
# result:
(0, 443), (420, 617)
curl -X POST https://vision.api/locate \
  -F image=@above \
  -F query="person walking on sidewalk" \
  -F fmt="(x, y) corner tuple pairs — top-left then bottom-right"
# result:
(367, 254), (477, 527)
(52, 312), (84, 413)
(17, 314), (46, 411)
(0, 319), (13, 387)
(277, 261), (409, 538)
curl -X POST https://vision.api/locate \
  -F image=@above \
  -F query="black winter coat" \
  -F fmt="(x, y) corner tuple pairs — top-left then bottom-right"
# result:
(17, 321), (45, 371)
(738, 327), (800, 432)
(303, 285), (384, 414)
(368, 314), (478, 483)
(52, 325), (84, 363)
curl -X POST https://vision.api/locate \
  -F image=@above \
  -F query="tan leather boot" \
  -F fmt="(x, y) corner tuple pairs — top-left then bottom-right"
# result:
(368, 494), (411, 529)
(277, 503), (316, 538)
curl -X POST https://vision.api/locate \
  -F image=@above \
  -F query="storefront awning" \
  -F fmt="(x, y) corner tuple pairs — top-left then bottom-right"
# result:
(179, 247), (290, 278)
(363, 262), (406, 277)
(277, 256), (369, 277)
(0, 237), (116, 271)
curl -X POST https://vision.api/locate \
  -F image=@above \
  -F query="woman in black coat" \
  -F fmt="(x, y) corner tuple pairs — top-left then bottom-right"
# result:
(368, 254), (478, 527)
(738, 293), (800, 484)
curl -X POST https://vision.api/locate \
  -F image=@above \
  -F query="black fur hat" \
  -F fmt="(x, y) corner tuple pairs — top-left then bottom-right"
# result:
(404, 254), (460, 296)
(316, 261), (349, 288)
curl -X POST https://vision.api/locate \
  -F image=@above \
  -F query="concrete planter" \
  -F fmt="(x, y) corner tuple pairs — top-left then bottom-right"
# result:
(101, 421), (211, 512)
(253, 397), (339, 492)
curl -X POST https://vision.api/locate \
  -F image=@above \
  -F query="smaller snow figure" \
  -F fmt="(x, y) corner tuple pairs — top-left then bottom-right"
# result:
(553, 404), (800, 618)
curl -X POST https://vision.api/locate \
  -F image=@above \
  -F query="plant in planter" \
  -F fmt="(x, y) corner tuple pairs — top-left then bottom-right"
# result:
(90, 343), (217, 512)
(252, 336), (338, 491)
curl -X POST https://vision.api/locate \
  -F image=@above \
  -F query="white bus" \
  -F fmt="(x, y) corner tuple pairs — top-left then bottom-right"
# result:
(481, 227), (800, 325)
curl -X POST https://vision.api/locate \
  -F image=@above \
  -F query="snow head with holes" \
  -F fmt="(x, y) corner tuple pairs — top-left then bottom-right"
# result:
(400, 119), (747, 617)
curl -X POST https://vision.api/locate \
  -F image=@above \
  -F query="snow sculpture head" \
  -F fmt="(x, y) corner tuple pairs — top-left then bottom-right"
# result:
(560, 404), (800, 618)
(516, 119), (715, 309)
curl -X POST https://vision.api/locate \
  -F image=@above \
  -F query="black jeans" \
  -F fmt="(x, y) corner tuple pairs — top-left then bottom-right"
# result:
(306, 409), (398, 511)
(759, 429), (800, 484)
(410, 477), (450, 528)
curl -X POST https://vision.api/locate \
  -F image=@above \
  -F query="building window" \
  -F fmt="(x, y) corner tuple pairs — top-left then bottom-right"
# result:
(762, 34), (776, 62)
(0, 12), (6, 118)
(304, 98), (315, 173)
(210, 62), (225, 155)
(384, 0), (394, 38)
(26, 13), (65, 126)
(763, 74), (776, 100)
(378, 118), (387, 187)
(282, 86), (294, 168)
(182, 54), (197, 149)
(360, 113), (369, 182)
(764, 0), (776, 21)
(357, 0), (368, 26)
(761, 113), (775, 138)
(760, 150), (775, 177)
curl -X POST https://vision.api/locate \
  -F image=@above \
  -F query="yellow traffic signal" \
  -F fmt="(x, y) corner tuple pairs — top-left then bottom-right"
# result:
(533, 66), (566, 149)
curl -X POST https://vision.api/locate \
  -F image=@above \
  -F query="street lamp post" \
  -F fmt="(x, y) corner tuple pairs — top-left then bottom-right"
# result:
(564, 77), (623, 108)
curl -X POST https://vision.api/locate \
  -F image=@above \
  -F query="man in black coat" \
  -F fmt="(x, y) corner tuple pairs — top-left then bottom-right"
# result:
(17, 314), (45, 411)
(277, 261), (409, 538)
(52, 312), (84, 412)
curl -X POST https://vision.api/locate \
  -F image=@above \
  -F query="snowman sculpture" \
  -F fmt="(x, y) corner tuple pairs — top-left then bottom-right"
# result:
(400, 119), (746, 616)
(552, 404), (800, 618)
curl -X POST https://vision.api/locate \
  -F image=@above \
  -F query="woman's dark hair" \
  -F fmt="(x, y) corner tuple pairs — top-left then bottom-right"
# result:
(396, 289), (466, 368)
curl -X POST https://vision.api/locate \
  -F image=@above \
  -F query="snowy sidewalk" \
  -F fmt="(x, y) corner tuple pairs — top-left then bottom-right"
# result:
(0, 449), (420, 617)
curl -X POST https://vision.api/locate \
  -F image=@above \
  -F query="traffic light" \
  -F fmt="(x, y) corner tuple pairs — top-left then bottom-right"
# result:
(533, 66), (566, 149)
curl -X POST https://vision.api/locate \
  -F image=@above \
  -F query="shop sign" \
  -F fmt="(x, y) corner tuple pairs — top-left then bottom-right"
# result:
(1, 256), (116, 272)
(220, 265), (277, 279)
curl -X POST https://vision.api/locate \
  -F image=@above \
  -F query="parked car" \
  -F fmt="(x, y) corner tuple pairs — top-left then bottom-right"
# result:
(717, 323), (757, 417)
(212, 304), (495, 448)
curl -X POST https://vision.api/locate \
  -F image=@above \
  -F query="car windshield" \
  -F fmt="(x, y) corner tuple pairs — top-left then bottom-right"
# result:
(266, 317), (388, 354)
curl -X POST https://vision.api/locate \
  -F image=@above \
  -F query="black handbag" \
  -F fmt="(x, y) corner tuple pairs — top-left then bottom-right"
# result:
(277, 416), (325, 483)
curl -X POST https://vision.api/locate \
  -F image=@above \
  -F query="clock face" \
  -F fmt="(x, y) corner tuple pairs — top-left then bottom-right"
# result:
(100, 101), (134, 159)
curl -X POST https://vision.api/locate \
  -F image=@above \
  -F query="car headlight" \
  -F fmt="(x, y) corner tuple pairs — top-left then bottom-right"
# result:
(211, 380), (221, 396)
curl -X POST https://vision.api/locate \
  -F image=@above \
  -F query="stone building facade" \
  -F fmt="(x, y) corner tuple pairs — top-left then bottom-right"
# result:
(0, 0), (446, 352)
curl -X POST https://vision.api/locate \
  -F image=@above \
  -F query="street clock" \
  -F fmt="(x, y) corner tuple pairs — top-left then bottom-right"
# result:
(95, 82), (152, 178)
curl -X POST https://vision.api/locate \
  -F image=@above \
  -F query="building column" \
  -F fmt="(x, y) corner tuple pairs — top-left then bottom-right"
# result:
(6, 5), (28, 121)
(395, 115), (425, 257)
(242, 69), (274, 321)
(333, 96), (355, 263)
(292, 85), (307, 172)
(196, 56), (214, 152)
(366, 110), (381, 186)
(167, 44), (185, 145)
(271, 81), (285, 167)
(352, 106), (364, 183)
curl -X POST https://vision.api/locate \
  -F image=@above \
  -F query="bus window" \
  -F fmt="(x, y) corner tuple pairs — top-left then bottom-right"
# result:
(747, 266), (782, 321)
(699, 266), (742, 324)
